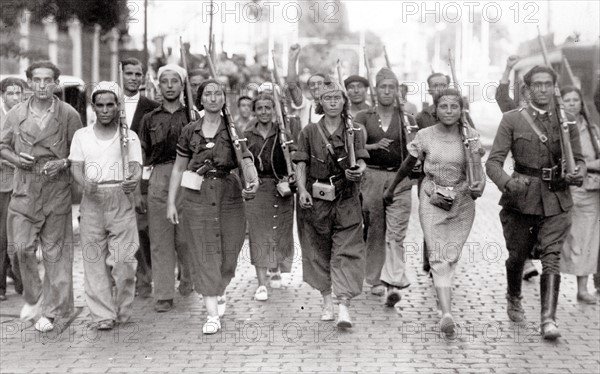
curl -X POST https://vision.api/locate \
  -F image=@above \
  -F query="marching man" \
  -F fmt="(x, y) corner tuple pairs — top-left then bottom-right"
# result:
(69, 82), (142, 330)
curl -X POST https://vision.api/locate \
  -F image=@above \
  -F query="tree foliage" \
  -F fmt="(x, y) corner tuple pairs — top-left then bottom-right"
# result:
(1, 0), (128, 58)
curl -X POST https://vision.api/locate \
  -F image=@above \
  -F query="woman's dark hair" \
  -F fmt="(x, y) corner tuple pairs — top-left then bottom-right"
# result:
(314, 89), (350, 116)
(195, 79), (226, 111)
(252, 93), (275, 112)
(432, 88), (464, 121)
(560, 85), (584, 115)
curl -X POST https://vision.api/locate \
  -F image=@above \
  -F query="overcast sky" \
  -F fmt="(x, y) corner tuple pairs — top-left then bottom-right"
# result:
(128, 1), (599, 52)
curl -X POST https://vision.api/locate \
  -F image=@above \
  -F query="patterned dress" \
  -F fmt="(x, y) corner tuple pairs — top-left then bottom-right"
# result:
(408, 123), (482, 287)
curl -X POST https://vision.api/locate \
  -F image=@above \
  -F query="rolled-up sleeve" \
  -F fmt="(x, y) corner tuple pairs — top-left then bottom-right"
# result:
(176, 123), (193, 158)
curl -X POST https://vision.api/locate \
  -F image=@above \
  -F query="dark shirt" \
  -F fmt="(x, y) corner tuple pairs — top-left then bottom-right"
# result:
(292, 117), (369, 180)
(415, 105), (436, 130)
(495, 82), (518, 113)
(131, 96), (160, 134)
(244, 122), (295, 179)
(139, 105), (190, 166)
(177, 117), (251, 172)
(354, 108), (407, 168)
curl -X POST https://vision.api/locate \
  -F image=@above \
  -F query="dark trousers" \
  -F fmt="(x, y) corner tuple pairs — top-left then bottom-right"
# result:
(500, 208), (569, 275)
(0, 191), (21, 295)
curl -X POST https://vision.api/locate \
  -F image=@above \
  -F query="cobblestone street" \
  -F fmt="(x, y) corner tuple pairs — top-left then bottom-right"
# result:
(1, 184), (599, 374)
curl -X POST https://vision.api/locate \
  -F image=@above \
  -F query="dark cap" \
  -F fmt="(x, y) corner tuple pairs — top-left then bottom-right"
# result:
(344, 75), (369, 89)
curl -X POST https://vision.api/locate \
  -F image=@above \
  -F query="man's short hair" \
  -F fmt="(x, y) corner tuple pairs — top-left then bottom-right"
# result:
(237, 95), (253, 107)
(121, 57), (145, 73)
(523, 65), (557, 87)
(0, 77), (28, 93)
(25, 60), (61, 80)
(426, 72), (450, 87)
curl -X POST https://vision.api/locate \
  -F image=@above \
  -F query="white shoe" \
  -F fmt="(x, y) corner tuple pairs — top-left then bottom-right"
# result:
(20, 297), (43, 322)
(336, 304), (353, 328)
(254, 286), (268, 301)
(269, 272), (282, 289)
(202, 316), (221, 335)
(217, 295), (226, 317)
(34, 316), (54, 332)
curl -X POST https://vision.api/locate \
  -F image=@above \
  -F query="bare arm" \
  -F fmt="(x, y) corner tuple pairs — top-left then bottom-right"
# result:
(166, 155), (189, 224)
(286, 44), (303, 107)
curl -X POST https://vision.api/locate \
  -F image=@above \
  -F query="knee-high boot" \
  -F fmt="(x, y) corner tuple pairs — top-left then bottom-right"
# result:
(506, 265), (526, 322)
(540, 273), (561, 340)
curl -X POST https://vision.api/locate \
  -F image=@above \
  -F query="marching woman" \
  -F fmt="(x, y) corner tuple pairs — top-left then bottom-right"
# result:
(292, 80), (369, 329)
(384, 88), (485, 336)
(560, 85), (600, 304)
(244, 92), (296, 301)
(166, 79), (259, 334)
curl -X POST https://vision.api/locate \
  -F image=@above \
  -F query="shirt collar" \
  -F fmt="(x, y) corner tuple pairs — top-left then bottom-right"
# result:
(529, 103), (549, 115)
(249, 121), (277, 138)
(125, 92), (140, 103)
(28, 96), (56, 117)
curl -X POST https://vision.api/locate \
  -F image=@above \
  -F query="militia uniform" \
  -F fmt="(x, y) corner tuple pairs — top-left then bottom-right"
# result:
(292, 116), (369, 307)
(486, 104), (584, 339)
(244, 120), (295, 295)
(138, 103), (194, 308)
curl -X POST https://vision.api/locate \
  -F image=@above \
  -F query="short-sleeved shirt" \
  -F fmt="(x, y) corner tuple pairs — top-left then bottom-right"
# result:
(244, 121), (296, 179)
(138, 105), (190, 165)
(292, 117), (369, 180)
(353, 108), (408, 168)
(176, 117), (251, 172)
(69, 125), (143, 183)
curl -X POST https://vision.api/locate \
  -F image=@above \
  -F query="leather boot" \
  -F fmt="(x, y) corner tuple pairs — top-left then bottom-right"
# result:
(540, 273), (561, 340)
(506, 267), (526, 322)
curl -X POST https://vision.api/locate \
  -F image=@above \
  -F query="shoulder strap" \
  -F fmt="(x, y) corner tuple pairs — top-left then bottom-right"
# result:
(520, 109), (561, 162)
(316, 122), (337, 159)
(520, 109), (549, 144)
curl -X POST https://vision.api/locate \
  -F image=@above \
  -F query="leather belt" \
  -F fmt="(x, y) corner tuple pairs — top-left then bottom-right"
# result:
(204, 169), (231, 179)
(367, 165), (399, 172)
(514, 163), (554, 181)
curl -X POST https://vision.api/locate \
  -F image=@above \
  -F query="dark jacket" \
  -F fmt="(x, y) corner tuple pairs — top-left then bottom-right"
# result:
(131, 96), (160, 135)
(485, 105), (584, 216)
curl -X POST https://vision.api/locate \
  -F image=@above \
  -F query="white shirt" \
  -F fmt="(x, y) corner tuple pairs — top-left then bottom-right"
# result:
(291, 95), (323, 128)
(69, 124), (143, 183)
(124, 92), (140, 128)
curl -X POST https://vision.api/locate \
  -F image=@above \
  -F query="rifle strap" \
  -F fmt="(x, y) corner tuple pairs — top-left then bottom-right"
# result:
(316, 122), (344, 171)
(520, 109), (561, 163)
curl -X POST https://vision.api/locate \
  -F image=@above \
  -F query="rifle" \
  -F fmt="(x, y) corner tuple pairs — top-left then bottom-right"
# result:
(203, 45), (250, 188)
(562, 56), (600, 158)
(270, 69), (296, 186)
(180, 37), (199, 121)
(362, 46), (377, 107)
(536, 28), (578, 176)
(447, 49), (485, 197)
(336, 59), (358, 169)
(118, 64), (131, 183)
(271, 54), (295, 128)
(382, 45), (419, 144)
(145, 72), (157, 100)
